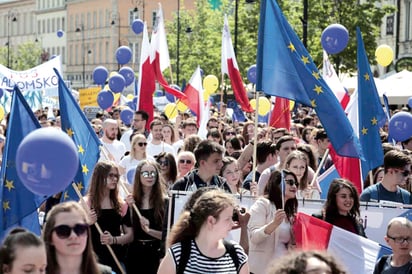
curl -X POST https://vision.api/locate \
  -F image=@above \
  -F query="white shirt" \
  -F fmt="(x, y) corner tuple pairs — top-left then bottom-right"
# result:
(146, 141), (175, 158)
(119, 129), (133, 151)
(100, 139), (126, 164)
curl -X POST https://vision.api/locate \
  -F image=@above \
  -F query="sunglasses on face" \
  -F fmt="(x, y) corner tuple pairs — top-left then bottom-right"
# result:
(158, 159), (169, 166)
(108, 173), (120, 179)
(141, 171), (157, 178)
(179, 159), (193, 164)
(285, 179), (299, 187)
(137, 142), (147, 147)
(52, 223), (89, 239)
(225, 132), (236, 136)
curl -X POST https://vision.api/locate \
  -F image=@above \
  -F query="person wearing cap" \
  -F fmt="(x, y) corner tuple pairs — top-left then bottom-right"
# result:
(313, 128), (333, 175)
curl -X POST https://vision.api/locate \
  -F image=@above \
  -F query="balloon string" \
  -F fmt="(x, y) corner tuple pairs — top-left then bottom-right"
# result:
(72, 183), (126, 274)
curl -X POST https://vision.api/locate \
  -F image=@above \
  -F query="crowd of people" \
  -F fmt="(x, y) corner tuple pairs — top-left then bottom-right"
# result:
(1, 104), (412, 273)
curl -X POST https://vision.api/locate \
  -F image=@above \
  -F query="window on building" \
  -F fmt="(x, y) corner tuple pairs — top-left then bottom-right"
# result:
(406, 1), (411, 40)
(129, 9), (139, 25)
(386, 15), (394, 35)
(152, 11), (158, 28)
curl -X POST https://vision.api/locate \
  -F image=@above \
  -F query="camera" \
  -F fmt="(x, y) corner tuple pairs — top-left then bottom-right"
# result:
(232, 207), (246, 222)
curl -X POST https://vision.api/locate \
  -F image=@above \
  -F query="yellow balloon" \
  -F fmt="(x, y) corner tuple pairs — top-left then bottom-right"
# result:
(258, 97), (271, 116)
(126, 94), (134, 100)
(109, 71), (118, 78)
(250, 99), (256, 110)
(289, 100), (295, 111)
(164, 103), (178, 119)
(203, 75), (219, 94)
(203, 90), (210, 102)
(0, 106), (4, 121)
(104, 84), (110, 91)
(375, 45), (394, 67)
(176, 101), (188, 112)
(113, 92), (121, 103)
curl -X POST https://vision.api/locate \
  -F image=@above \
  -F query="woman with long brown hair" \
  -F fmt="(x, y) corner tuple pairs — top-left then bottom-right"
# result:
(124, 159), (168, 273)
(84, 161), (133, 273)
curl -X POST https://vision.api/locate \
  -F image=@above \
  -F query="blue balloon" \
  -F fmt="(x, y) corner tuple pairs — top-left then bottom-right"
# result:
(388, 112), (412, 142)
(97, 90), (114, 109)
(321, 24), (349, 54)
(126, 101), (136, 110)
(408, 97), (412, 108)
(57, 30), (64, 38)
(127, 167), (137, 184)
(247, 64), (257, 84)
(0, 88), (4, 99)
(119, 66), (135, 87)
(200, 68), (204, 76)
(116, 46), (132, 65)
(93, 66), (109, 85)
(132, 19), (144, 35)
(165, 92), (176, 103)
(170, 84), (181, 91)
(16, 128), (79, 196)
(109, 74), (126, 93)
(120, 108), (134, 125)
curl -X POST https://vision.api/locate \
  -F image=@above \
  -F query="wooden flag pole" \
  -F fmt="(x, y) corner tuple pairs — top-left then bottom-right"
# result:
(310, 148), (330, 187)
(251, 89), (259, 194)
(118, 180), (143, 220)
(72, 183), (126, 274)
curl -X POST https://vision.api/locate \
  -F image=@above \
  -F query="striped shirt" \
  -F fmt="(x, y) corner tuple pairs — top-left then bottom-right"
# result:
(169, 239), (247, 273)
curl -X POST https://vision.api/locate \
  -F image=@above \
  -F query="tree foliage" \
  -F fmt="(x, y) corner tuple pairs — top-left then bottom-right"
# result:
(165, 0), (395, 85)
(0, 41), (42, 70)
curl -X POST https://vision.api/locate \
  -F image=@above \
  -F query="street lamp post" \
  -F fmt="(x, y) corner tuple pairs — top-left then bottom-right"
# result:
(75, 24), (86, 88)
(6, 10), (17, 69)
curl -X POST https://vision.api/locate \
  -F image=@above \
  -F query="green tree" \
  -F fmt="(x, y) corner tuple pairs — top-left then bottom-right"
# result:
(165, 0), (395, 86)
(0, 41), (42, 70)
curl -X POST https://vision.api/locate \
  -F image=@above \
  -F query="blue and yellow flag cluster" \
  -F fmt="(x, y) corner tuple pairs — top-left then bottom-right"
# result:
(54, 69), (101, 201)
(356, 28), (386, 178)
(256, 0), (362, 158)
(0, 86), (44, 238)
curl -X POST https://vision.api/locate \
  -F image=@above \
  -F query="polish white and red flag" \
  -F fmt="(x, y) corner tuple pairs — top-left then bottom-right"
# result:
(151, 3), (187, 101)
(184, 67), (204, 127)
(137, 22), (156, 128)
(221, 15), (253, 112)
(294, 213), (382, 274)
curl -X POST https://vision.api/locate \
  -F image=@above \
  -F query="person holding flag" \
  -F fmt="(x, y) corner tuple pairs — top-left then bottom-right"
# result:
(248, 169), (298, 274)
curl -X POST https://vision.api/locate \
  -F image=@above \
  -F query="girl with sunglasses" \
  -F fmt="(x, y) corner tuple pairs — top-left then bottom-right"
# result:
(248, 169), (299, 274)
(313, 178), (366, 237)
(124, 160), (168, 273)
(42, 201), (112, 274)
(84, 161), (133, 274)
(285, 151), (321, 200)
(119, 134), (154, 183)
(176, 151), (195, 179)
(0, 228), (46, 274)
(158, 189), (249, 274)
(156, 152), (177, 190)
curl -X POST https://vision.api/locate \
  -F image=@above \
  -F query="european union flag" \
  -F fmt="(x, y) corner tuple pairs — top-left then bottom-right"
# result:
(256, 0), (362, 158)
(0, 86), (44, 238)
(356, 28), (386, 178)
(54, 69), (101, 201)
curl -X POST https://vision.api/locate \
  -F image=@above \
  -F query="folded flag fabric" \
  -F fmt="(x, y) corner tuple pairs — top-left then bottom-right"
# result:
(294, 212), (383, 274)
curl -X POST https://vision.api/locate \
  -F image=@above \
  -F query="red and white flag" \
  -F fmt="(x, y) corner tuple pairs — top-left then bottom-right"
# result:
(221, 15), (253, 113)
(137, 22), (156, 128)
(322, 51), (362, 193)
(322, 51), (350, 109)
(184, 67), (204, 127)
(151, 3), (187, 102)
(294, 213), (381, 274)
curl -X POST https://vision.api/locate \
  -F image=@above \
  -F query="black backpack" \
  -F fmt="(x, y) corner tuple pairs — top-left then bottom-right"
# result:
(176, 239), (240, 274)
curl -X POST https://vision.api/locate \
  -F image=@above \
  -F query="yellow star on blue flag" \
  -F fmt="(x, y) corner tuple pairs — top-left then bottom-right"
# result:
(54, 69), (101, 201)
(256, 0), (362, 158)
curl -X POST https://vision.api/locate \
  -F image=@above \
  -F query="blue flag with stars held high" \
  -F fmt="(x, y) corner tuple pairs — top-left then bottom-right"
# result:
(356, 27), (386, 178)
(0, 86), (44, 239)
(256, 0), (362, 158)
(54, 69), (101, 201)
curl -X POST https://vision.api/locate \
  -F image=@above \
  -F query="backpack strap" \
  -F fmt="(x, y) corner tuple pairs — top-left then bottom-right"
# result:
(177, 239), (191, 274)
(223, 240), (240, 273)
(377, 255), (389, 273)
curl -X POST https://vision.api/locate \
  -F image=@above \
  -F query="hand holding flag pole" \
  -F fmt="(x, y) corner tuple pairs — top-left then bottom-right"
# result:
(118, 180), (143, 220)
(251, 90), (259, 196)
(310, 148), (330, 188)
(72, 183), (126, 274)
